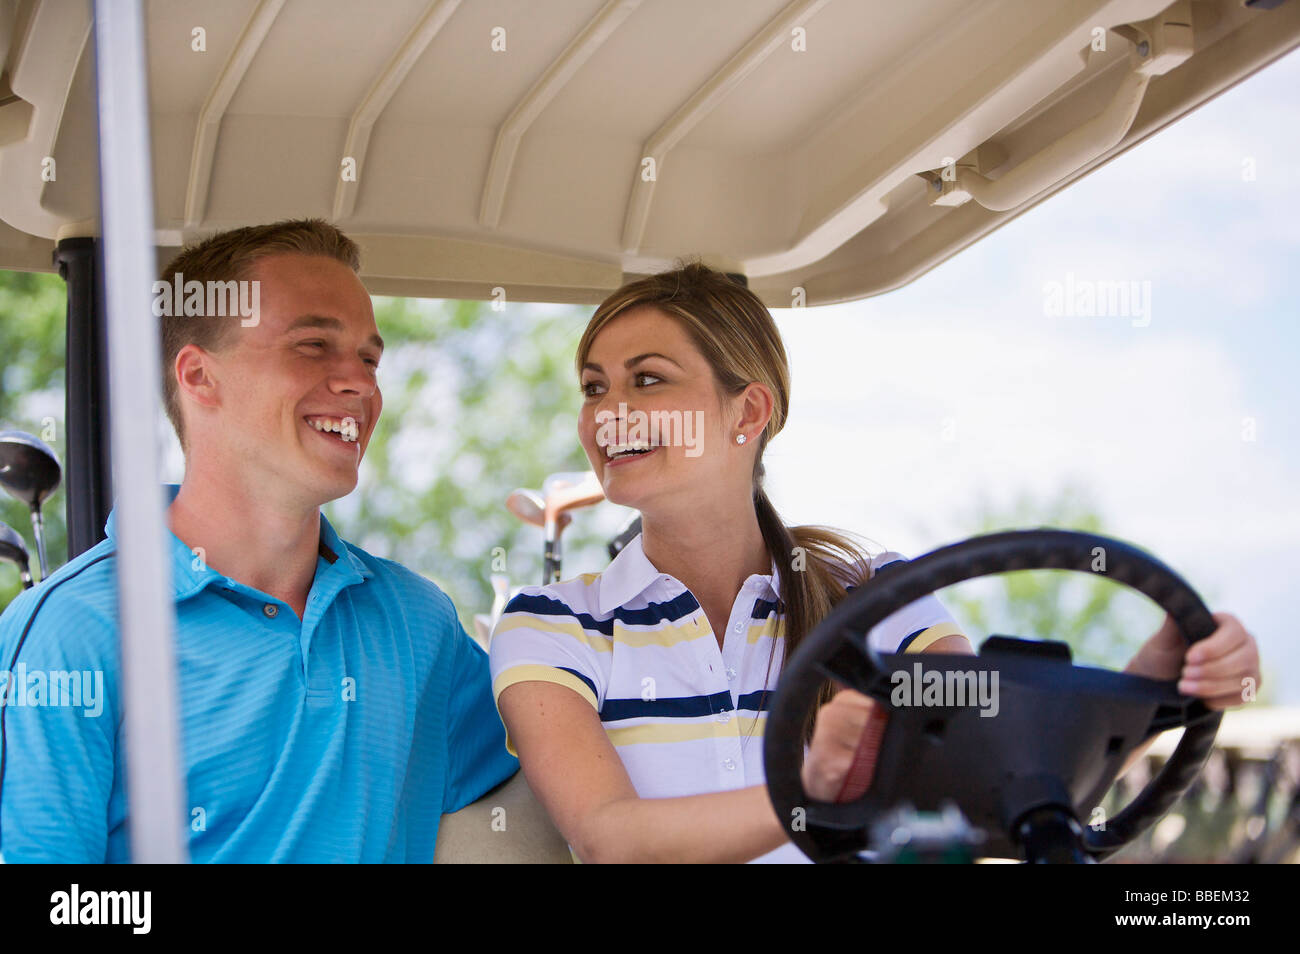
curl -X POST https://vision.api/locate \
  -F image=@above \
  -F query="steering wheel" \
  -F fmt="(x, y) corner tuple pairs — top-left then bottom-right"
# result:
(764, 529), (1223, 863)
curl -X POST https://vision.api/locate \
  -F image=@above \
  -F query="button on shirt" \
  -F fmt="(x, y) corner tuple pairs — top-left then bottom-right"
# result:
(488, 533), (964, 863)
(0, 486), (517, 862)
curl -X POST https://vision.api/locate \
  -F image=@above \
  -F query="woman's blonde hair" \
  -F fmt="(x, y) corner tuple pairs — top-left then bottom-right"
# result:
(576, 259), (881, 736)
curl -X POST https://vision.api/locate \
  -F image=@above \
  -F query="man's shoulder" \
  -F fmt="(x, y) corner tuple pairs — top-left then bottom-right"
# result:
(338, 540), (459, 622)
(0, 538), (121, 658)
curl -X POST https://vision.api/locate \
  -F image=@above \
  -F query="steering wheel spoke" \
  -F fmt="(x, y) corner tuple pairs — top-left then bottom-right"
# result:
(812, 628), (896, 701)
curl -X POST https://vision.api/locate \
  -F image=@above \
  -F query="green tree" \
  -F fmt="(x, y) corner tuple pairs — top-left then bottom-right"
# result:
(0, 269), (67, 604)
(931, 483), (1163, 668)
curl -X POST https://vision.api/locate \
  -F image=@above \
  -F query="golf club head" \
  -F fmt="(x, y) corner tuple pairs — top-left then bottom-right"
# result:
(0, 519), (33, 589)
(542, 471), (604, 520)
(506, 488), (571, 531)
(0, 430), (62, 511)
(505, 489), (545, 527)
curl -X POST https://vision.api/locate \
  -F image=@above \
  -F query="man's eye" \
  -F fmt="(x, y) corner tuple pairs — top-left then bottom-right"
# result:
(299, 340), (327, 351)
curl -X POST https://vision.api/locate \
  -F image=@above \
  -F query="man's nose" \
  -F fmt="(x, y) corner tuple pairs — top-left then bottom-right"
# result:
(329, 354), (377, 395)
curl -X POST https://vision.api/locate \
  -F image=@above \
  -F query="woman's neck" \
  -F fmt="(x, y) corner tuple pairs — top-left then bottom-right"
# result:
(640, 492), (773, 614)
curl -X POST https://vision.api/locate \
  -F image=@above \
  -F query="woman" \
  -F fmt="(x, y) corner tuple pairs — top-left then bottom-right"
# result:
(489, 262), (1261, 863)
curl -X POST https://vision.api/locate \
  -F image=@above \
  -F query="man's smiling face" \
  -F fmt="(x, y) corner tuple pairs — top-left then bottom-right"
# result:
(187, 252), (383, 507)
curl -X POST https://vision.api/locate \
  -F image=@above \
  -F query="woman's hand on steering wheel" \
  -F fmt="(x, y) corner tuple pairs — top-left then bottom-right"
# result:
(800, 688), (880, 802)
(1126, 611), (1261, 711)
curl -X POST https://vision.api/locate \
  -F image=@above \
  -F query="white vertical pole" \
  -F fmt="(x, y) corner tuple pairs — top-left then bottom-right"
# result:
(93, 0), (188, 863)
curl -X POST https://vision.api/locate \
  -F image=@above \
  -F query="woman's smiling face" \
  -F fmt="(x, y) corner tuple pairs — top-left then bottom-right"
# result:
(578, 306), (735, 512)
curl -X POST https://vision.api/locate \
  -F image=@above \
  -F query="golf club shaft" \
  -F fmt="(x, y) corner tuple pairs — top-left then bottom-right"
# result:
(544, 517), (560, 584)
(30, 509), (48, 580)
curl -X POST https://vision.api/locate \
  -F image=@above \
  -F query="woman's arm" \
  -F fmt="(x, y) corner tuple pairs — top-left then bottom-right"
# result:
(498, 680), (789, 863)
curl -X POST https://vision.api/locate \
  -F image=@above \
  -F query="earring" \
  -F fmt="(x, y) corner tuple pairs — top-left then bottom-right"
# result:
(736, 434), (747, 445)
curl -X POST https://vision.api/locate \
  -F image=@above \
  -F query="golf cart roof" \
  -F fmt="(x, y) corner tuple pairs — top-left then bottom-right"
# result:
(0, 0), (1296, 306)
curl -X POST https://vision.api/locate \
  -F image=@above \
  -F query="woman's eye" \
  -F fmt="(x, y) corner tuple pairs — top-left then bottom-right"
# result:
(581, 381), (604, 397)
(636, 372), (662, 386)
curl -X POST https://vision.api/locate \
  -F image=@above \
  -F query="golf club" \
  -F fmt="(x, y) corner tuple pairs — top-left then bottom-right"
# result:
(0, 518), (34, 590)
(489, 572), (510, 623)
(607, 513), (642, 560)
(539, 471), (604, 584)
(0, 430), (62, 581)
(504, 473), (604, 584)
(473, 572), (515, 648)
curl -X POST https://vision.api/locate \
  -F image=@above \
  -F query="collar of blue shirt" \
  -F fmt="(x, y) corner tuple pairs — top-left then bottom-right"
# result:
(102, 484), (372, 602)
(596, 531), (781, 616)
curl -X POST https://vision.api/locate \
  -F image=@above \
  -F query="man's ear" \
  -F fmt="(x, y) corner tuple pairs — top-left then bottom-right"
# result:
(735, 381), (774, 438)
(175, 344), (222, 411)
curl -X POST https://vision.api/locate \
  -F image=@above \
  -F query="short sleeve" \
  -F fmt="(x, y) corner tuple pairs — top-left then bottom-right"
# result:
(861, 551), (967, 654)
(441, 609), (520, 814)
(0, 588), (120, 862)
(488, 587), (609, 756)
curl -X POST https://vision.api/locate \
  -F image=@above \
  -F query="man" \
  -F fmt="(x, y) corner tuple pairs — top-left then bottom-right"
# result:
(0, 219), (517, 861)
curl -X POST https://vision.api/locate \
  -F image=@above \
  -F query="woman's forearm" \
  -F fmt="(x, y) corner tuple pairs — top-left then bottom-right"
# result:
(577, 784), (789, 863)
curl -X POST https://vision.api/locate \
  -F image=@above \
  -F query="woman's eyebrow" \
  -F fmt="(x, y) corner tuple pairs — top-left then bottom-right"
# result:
(627, 352), (682, 369)
(583, 352), (682, 374)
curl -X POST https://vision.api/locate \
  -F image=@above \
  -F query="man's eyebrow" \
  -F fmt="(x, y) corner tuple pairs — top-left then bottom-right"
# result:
(286, 314), (384, 351)
(582, 352), (682, 374)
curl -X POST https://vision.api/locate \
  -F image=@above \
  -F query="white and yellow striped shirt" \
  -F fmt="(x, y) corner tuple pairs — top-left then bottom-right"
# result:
(488, 533), (964, 863)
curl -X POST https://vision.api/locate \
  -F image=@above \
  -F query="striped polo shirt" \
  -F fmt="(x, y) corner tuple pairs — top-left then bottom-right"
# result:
(488, 533), (964, 863)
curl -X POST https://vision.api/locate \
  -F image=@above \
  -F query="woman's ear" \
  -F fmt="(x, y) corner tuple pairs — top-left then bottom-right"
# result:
(175, 344), (221, 411)
(734, 381), (775, 440)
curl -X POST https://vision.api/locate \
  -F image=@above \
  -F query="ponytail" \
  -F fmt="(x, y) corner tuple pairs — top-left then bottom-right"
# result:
(754, 474), (878, 743)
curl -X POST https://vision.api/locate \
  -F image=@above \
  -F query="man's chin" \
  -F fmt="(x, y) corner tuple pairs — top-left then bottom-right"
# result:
(296, 455), (361, 506)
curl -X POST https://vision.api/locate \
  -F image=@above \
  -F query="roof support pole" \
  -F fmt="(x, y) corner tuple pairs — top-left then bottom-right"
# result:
(92, 0), (188, 863)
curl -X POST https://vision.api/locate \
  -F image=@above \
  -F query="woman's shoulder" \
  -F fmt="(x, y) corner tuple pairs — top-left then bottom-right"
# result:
(499, 571), (607, 620)
(824, 548), (910, 590)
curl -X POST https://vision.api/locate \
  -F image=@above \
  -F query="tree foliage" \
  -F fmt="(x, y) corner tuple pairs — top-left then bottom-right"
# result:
(935, 483), (1162, 668)
(0, 269), (67, 603)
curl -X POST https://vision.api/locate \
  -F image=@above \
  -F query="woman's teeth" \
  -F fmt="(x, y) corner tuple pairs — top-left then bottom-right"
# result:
(605, 442), (654, 459)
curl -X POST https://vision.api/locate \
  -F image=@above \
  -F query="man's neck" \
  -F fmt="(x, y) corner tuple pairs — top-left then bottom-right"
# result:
(168, 467), (323, 620)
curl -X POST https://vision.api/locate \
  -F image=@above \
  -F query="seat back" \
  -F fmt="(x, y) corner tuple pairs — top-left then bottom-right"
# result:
(433, 770), (573, 863)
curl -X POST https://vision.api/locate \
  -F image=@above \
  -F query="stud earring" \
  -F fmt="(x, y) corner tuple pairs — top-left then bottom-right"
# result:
(736, 434), (747, 445)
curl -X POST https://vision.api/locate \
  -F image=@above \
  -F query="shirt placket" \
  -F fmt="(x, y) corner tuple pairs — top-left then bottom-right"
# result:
(691, 579), (755, 788)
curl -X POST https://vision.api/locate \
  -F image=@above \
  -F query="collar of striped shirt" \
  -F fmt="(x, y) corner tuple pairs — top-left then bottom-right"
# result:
(596, 532), (781, 616)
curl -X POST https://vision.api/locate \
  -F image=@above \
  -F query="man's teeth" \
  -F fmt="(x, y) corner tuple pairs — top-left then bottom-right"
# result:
(309, 417), (359, 442)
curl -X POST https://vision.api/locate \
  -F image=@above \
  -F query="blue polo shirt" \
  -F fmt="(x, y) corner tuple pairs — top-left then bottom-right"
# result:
(0, 486), (517, 862)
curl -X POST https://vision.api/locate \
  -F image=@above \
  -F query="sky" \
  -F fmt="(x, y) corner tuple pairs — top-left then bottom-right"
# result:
(765, 47), (1300, 702)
